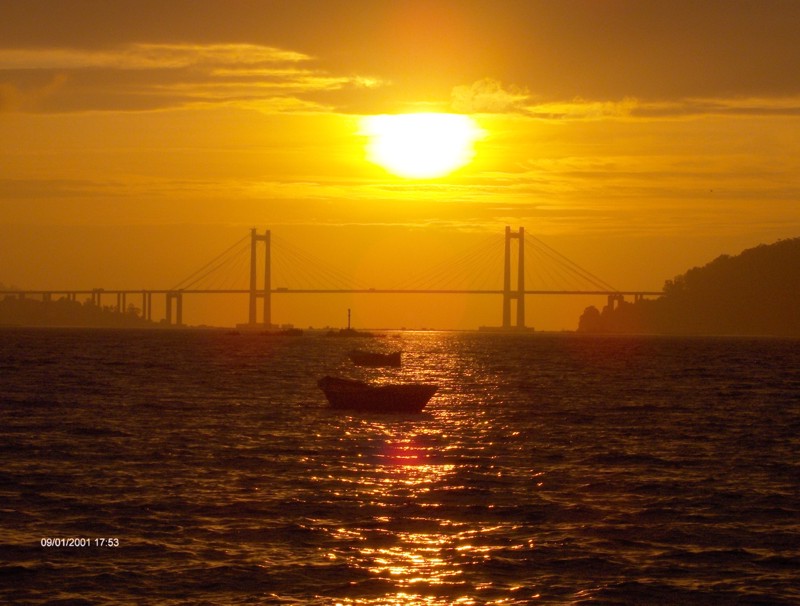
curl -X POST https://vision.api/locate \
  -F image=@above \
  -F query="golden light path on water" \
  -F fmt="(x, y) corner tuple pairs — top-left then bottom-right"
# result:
(313, 344), (538, 605)
(327, 439), (474, 605)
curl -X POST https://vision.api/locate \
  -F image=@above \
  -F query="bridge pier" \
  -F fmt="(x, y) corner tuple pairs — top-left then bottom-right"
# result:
(166, 291), (183, 326)
(142, 291), (152, 321)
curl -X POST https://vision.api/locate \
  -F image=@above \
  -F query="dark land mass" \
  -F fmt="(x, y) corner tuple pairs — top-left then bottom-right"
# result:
(578, 237), (800, 337)
(0, 294), (158, 329)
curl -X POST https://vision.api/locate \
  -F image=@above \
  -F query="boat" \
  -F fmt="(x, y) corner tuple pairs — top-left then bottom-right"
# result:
(317, 376), (437, 413)
(326, 327), (375, 338)
(348, 349), (402, 367)
(261, 328), (304, 337)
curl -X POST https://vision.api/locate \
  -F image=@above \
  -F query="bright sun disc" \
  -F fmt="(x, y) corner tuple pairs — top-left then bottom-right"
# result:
(360, 113), (483, 179)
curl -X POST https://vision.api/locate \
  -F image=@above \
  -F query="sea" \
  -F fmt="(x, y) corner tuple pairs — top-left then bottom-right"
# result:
(1, 328), (798, 605)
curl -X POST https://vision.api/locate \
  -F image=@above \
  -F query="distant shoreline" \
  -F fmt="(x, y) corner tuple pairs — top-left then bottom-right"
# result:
(2, 324), (799, 341)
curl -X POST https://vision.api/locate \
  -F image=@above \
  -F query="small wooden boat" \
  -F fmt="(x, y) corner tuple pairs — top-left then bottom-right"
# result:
(348, 349), (402, 367)
(317, 376), (437, 413)
(326, 328), (375, 338)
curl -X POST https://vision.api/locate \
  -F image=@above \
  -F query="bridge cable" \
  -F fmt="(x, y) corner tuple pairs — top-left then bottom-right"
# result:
(525, 235), (617, 292)
(171, 235), (250, 290)
(271, 234), (373, 290)
(397, 234), (503, 291)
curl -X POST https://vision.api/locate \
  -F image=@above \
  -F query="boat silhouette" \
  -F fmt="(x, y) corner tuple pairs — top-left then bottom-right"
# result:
(317, 376), (437, 414)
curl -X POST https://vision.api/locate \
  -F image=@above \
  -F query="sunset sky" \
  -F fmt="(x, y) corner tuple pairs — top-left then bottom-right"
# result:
(2, 0), (799, 330)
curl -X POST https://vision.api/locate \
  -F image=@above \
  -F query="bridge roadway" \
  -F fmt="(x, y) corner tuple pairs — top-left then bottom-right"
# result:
(2, 288), (663, 296)
(2, 287), (663, 325)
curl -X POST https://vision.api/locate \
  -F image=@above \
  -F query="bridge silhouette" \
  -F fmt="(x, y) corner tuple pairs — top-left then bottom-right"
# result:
(1, 227), (661, 329)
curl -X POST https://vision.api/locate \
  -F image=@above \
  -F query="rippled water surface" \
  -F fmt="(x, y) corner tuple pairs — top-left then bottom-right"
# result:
(1, 328), (799, 605)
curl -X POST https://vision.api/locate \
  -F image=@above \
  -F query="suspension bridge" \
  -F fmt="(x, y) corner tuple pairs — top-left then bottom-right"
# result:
(1, 227), (661, 329)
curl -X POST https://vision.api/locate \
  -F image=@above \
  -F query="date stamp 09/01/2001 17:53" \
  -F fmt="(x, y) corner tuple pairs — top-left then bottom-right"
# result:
(40, 537), (121, 548)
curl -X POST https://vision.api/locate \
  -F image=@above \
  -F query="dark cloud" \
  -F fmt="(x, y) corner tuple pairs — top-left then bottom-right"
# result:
(0, 43), (378, 113)
(2, 0), (800, 111)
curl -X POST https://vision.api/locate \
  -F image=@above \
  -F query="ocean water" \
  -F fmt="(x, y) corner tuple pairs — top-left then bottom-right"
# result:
(1, 328), (798, 605)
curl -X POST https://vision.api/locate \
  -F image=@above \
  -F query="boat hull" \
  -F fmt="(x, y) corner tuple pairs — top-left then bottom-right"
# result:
(317, 376), (437, 414)
(348, 350), (402, 367)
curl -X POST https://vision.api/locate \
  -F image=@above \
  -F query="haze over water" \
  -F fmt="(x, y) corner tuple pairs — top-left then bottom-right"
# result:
(2, 328), (798, 604)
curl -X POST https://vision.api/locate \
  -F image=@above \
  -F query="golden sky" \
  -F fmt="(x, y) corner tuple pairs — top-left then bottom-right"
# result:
(2, 0), (799, 329)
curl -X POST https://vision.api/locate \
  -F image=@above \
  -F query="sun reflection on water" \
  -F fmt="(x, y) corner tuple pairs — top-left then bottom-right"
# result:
(319, 420), (514, 605)
(311, 332), (543, 604)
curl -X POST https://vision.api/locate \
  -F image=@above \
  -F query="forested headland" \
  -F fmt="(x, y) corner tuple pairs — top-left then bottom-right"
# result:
(577, 238), (800, 337)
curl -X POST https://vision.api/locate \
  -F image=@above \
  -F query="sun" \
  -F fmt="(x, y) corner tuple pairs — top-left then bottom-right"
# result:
(360, 113), (484, 179)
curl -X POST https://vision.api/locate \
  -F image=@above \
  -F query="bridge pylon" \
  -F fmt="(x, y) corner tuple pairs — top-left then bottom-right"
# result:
(248, 228), (271, 327)
(502, 226), (526, 329)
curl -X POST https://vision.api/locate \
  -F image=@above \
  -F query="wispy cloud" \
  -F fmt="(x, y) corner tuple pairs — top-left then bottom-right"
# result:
(452, 78), (800, 121)
(451, 78), (530, 114)
(629, 96), (800, 119)
(0, 44), (309, 70)
(451, 78), (641, 119)
(0, 43), (384, 113)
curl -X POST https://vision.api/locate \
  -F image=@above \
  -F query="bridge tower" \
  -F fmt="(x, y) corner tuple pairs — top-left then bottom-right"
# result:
(502, 226), (526, 329)
(248, 228), (271, 327)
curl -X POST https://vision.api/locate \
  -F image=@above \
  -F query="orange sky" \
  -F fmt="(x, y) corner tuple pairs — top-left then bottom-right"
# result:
(2, 0), (799, 329)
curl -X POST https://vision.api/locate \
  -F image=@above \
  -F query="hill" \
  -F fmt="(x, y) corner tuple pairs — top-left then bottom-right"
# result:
(577, 237), (800, 337)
